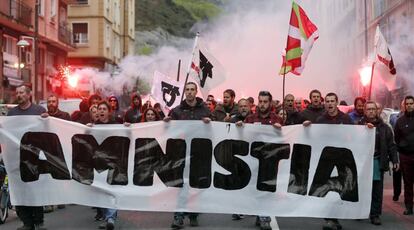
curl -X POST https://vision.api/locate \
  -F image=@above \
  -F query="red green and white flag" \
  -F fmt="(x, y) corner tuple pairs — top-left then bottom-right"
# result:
(279, 1), (319, 75)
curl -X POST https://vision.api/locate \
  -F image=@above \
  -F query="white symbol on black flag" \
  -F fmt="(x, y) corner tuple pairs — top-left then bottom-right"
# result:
(199, 51), (213, 88)
(161, 81), (180, 107)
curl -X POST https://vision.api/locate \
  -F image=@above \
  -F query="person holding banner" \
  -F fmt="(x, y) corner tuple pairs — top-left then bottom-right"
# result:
(7, 85), (47, 230)
(303, 92), (352, 230)
(142, 108), (161, 122)
(243, 90), (283, 230)
(394, 95), (414, 215)
(359, 101), (399, 225)
(164, 82), (211, 229)
(124, 93), (143, 123)
(212, 89), (238, 122)
(87, 100), (130, 230)
(230, 98), (251, 124)
(300, 89), (325, 123)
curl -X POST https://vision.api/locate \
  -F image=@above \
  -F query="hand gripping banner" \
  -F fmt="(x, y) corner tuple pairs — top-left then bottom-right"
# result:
(0, 116), (374, 218)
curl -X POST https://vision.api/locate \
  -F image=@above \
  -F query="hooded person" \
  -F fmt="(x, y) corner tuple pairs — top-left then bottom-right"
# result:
(108, 95), (124, 123)
(124, 93), (142, 123)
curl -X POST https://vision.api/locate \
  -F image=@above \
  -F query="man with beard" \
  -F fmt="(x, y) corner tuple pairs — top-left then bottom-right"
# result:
(242, 91), (282, 230)
(7, 85), (47, 230)
(212, 89), (238, 122)
(303, 92), (352, 230)
(359, 101), (399, 225)
(300, 89), (325, 123)
(231, 98), (251, 124)
(349, 97), (366, 124)
(283, 94), (303, 125)
(124, 93), (142, 123)
(164, 82), (211, 229)
(42, 95), (71, 121)
(394, 95), (414, 215)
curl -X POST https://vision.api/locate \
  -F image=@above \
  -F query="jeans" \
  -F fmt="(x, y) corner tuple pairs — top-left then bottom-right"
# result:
(370, 173), (384, 217)
(400, 153), (414, 209)
(104, 208), (118, 220)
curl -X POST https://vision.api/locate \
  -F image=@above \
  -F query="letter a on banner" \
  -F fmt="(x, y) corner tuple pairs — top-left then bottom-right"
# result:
(189, 37), (227, 98)
(151, 71), (184, 114)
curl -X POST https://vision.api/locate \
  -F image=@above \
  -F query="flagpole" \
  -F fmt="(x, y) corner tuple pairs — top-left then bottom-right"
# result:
(176, 59), (181, 82)
(282, 1), (294, 115)
(181, 32), (200, 102)
(368, 61), (376, 100)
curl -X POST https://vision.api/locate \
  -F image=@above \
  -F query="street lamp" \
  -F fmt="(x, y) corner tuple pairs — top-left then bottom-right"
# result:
(17, 39), (30, 81)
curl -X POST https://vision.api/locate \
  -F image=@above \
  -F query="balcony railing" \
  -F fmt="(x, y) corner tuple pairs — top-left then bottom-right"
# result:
(58, 24), (75, 48)
(0, 0), (33, 28)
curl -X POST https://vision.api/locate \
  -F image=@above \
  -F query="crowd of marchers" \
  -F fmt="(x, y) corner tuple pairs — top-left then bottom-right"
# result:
(2, 83), (414, 230)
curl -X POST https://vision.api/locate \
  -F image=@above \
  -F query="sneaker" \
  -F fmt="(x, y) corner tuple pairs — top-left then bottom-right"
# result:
(171, 216), (184, 229)
(189, 216), (199, 227)
(34, 223), (47, 230)
(98, 221), (106, 229)
(259, 220), (272, 230)
(17, 225), (34, 230)
(95, 213), (104, 221)
(232, 214), (244, 220)
(106, 218), (115, 230)
(370, 216), (381, 225)
(322, 220), (338, 230)
(403, 208), (413, 215)
(43, 206), (54, 213)
(333, 219), (342, 230)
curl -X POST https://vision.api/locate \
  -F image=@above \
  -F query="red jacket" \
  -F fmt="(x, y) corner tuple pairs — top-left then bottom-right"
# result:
(244, 111), (283, 125)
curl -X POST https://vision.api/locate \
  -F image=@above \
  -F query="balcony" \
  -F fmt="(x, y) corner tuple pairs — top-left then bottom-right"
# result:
(58, 24), (75, 48)
(0, 0), (33, 28)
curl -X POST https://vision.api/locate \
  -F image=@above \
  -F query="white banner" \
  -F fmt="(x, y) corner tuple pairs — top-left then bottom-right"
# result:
(0, 116), (374, 218)
(151, 71), (184, 114)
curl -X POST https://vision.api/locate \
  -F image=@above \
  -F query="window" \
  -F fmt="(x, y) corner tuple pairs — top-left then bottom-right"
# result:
(75, 0), (88, 4)
(50, 0), (57, 20)
(37, 0), (45, 17)
(2, 36), (18, 55)
(72, 23), (88, 44)
(105, 24), (111, 48)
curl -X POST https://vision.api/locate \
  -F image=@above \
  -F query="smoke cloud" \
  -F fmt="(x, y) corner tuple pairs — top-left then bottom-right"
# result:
(78, 0), (412, 105)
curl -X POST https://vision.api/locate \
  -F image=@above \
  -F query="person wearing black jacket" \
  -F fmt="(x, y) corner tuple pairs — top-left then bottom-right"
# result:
(230, 98), (251, 124)
(124, 93), (142, 123)
(164, 82), (211, 229)
(300, 89), (325, 123)
(303, 92), (352, 230)
(394, 95), (414, 215)
(359, 101), (399, 225)
(44, 95), (71, 121)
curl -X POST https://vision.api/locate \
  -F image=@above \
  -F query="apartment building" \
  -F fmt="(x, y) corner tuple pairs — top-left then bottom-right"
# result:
(67, 0), (135, 72)
(0, 0), (75, 102)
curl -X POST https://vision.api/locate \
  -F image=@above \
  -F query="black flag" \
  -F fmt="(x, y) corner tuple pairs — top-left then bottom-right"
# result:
(199, 51), (213, 88)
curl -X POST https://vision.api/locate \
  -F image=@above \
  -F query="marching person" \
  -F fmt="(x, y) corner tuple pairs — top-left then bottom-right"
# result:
(87, 101), (130, 230)
(348, 97), (366, 124)
(164, 82), (211, 229)
(359, 101), (399, 225)
(303, 92), (352, 230)
(124, 93), (143, 123)
(7, 85), (47, 230)
(394, 95), (414, 215)
(241, 90), (283, 230)
(300, 89), (325, 123)
(212, 89), (238, 122)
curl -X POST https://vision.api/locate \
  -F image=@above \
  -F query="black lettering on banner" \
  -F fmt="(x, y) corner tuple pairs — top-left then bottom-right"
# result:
(287, 144), (311, 195)
(190, 138), (212, 188)
(161, 81), (180, 107)
(20, 132), (70, 182)
(71, 134), (129, 185)
(213, 140), (251, 190)
(309, 147), (359, 202)
(251, 142), (290, 192)
(133, 138), (186, 187)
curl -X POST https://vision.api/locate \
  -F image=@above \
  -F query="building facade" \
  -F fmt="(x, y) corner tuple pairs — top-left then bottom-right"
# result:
(67, 0), (135, 72)
(0, 0), (75, 103)
(355, 0), (414, 108)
